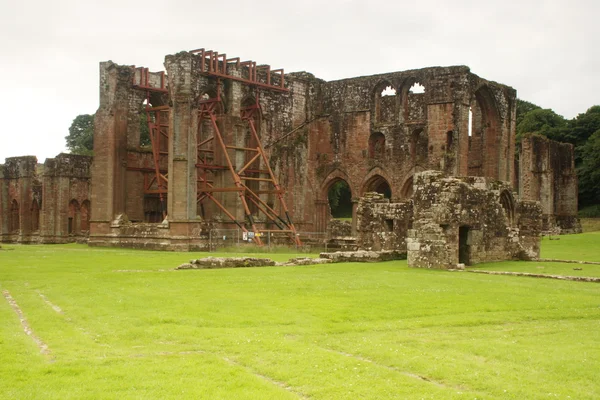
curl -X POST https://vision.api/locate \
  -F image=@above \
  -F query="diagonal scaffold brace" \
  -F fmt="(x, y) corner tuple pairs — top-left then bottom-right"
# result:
(196, 93), (301, 247)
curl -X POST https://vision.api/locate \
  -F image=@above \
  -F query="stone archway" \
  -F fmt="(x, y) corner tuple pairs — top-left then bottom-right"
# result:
(468, 85), (502, 180)
(400, 176), (414, 199)
(363, 174), (392, 199)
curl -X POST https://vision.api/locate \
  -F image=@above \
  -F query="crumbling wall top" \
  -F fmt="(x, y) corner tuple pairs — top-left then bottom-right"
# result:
(43, 153), (92, 178)
(3, 156), (38, 179)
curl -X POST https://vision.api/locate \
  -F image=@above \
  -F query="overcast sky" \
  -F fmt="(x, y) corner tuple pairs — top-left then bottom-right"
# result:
(1, 0), (598, 162)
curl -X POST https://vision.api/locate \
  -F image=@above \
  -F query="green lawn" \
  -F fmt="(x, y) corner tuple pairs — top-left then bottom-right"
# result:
(1, 236), (599, 399)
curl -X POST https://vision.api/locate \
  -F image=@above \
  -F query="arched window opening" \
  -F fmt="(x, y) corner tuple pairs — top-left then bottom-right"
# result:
(381, 86), (396, 97)
(328, 180), (353, 219)
(404, 81), (426, 121)
(500, 190), (515, 225)
(31, 200), (40, 232)
(364, 175), (392, 199)
(468, 107), (473, 137)
(409, 83), (425, 94)
(375, 82), (396, 124)
(467, 88), (500, 179)
(80, 200), (91, 232)
(68, 200), (81, 235)
(10, 200), (19, 233)
(368, 133), (386, 159)
(401, 176), (414, 199)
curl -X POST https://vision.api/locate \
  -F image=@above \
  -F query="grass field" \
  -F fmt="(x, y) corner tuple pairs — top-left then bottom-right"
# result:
(1, 234), (599, 399)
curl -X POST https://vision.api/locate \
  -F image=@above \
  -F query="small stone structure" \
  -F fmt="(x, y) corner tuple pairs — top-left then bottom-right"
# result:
(407, 171), (541, 268)
(356, 171), (542, 269)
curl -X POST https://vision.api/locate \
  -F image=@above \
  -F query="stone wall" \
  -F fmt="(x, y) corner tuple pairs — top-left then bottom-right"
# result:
(406, 171), (541, 269)
(355, 192), (413, 251)
(0, 50), (578, 251)
(0, 153), (91, 244)
(519, 134), (581, 233)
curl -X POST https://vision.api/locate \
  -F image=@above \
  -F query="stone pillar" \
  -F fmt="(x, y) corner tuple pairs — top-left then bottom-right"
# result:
(314, 199), (329, 233)
(351, 198), (359, 235)
(165, 52), (198, 221)
(90, 62), (134, 235)
(0, 164), (7, 237)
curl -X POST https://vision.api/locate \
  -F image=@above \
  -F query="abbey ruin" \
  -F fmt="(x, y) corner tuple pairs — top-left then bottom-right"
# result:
(0, 48), (581, 268)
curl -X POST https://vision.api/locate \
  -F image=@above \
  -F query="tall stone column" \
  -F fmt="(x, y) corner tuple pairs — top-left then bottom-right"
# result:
(90, 62), (134, 236)
(165, 53), (200, 245)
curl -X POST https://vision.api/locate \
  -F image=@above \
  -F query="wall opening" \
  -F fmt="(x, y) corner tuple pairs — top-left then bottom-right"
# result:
(401, 176), (414, 199)
(499, 190), (515, 225)
(364, 175), (392, 199)
(467, 87), (501, 179)
(468, 107), (473, 137)
(381, 86), (396, 96)
(375, 82), (396, 124)
(328, 180), (353, 219)
(409, 83), (425, 94)
(459, 226), (470, 265)
(144, 196), (165, 223)
(404, 81), (426, 121)
(368, 132), (386, 159)
(385, 219), (394, 232)
(10, 200), (19, 233)
(31, 199), (40, 232)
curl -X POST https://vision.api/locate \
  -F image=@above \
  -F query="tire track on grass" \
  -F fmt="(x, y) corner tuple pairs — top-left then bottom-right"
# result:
(320, 345), (471, 392)
(223, 356), (310, 399)
(2, 289), (52, 357)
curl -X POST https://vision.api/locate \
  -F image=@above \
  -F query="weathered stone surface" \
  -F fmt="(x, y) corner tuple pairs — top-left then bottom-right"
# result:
(0, 154), (91, 244)
(178, 257), (276, 269)
(0, 51), (579, 251)
(279, 257), (333, 266)
(405, 171), (542, 269)
(520, 134), (581, 234)
(320, 250), (406, 262)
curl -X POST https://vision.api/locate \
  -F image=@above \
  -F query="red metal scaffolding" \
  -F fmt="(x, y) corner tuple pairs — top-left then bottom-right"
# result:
(131, 49), (300, 246)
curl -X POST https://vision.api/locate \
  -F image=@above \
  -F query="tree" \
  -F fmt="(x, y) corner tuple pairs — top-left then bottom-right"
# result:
(516, 99), (541, 127)
(578, 129), (600, 207)
(516, 108), (567, 143)
(66, 110), (151, 155)
(65, 114), (94, 155)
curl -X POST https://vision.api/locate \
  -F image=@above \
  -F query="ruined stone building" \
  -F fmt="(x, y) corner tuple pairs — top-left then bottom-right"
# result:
(0, 154), (92, 243)
(0, 48), (580, 266)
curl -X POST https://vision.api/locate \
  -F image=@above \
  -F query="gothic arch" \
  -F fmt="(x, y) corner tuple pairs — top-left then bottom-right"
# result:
(400, 175), (415, 199)
(468, 85), (502, 180)
(320, 169), (354, 200)
(400, 78), (427, 122)
(373, 80), (397, 124)
(499, 190), (515, 225)
(362, 170), (392, 199)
